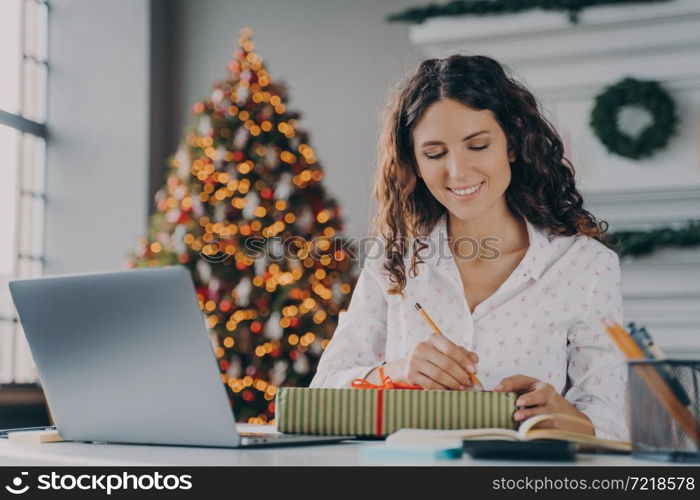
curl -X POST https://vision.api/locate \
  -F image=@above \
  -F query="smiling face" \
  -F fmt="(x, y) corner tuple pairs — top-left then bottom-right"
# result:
(411, 99), (515, 223)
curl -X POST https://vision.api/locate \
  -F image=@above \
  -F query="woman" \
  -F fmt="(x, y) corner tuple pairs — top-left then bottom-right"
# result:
(309, 55), (628, 441)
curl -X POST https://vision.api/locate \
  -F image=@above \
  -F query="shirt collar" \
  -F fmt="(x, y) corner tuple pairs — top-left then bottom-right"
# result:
(428, 212), (554, 281)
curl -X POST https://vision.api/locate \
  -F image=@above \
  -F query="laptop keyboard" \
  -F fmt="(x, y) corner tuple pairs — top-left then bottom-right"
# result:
(239, 431), (298, 440)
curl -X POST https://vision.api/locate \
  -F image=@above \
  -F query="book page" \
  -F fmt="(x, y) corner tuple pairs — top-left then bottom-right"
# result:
(386, 427), (520, 444)
(518, 414), (556, 437)
(524, 429), (632, 451)
(518, 414), (632, 451)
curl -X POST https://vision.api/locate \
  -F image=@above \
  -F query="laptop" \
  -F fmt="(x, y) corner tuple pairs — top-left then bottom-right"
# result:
(9, 266), (350, 448)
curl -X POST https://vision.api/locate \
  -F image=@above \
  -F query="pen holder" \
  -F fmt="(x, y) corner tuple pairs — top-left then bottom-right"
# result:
(627, 359), (700, 462)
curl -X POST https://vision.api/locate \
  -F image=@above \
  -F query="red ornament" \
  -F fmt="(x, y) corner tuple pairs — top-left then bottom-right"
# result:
(307, 191), (325, 214)
(260, 188), (273, 199)
(220, 300), (232, 312)
(270, 348), (281, 358)
(268, 402), (275, 414)
(289, 317), (299, 328)
(233, 151), (245, 162)
(289, 350), (299, 361)
(242, 390), (254, 402)
(219, 360), (230, 371)
(250, 321), (262, 334)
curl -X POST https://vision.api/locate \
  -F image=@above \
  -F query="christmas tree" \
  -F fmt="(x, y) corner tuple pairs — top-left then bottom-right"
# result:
(128, 28), (358, 424)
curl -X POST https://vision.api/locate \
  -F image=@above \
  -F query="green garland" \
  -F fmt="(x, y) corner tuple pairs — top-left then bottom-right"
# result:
(609, 221), (700, 258)
(590, 77), (678, 160)
(386, 0), (672, 25)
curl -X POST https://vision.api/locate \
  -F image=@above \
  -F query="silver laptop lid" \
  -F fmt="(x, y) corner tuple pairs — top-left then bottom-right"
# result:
(9, 266), (242, 447)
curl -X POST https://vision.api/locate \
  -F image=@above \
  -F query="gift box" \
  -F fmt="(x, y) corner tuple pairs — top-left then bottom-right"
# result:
(275, 387), (518, 437)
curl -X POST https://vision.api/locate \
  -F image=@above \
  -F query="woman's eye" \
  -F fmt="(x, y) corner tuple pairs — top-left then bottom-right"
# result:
(424, 151), (446, 160)
(423, 144), (489, 160)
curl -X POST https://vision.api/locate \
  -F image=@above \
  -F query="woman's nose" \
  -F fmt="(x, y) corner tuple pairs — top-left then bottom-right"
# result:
(446, 149), (470, 178)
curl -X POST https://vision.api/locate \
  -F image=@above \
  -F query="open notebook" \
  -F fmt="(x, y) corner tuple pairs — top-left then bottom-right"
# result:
(386, 414), (632, 452)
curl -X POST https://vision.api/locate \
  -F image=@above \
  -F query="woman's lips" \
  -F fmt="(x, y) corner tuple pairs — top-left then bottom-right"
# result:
(447, 181), (485, 200)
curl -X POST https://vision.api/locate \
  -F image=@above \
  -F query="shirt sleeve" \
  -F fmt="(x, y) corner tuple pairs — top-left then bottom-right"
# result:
(563, 248), (629, 441)
(308, 251), (389, 388)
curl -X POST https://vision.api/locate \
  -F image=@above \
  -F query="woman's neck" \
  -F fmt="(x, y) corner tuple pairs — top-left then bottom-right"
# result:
(446, 200), (529, 256)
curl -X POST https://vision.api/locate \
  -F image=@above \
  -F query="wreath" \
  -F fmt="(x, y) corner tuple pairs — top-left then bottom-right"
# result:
(589, 77), (677, 160)
(385, 0), (672, 25)
(610, 221), (700, 258)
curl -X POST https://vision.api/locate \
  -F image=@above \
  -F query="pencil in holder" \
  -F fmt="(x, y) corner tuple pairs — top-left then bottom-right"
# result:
(627, 359), (700, 462)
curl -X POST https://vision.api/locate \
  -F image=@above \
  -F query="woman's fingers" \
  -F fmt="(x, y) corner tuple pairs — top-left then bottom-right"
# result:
(493, 374), (539, 393)
(464, 349), (479, 364)
(411, 372), (450, 391)
(428, 333), (479, 373)
(513, 405), (552, 422)
(406, 334), (482, 390)
(420, 362), (464, 390)
(421, 340), (473, 388)
(493, 378), (557, 421)
(410, 353), (467, 390)
(514, 383), (554, 408)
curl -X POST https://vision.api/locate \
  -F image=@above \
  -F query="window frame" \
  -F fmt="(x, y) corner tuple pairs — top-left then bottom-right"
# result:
(0, 0), (49, 384)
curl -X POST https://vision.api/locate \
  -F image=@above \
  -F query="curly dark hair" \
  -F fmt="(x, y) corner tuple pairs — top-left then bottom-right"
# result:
(371, 54), (611, 297)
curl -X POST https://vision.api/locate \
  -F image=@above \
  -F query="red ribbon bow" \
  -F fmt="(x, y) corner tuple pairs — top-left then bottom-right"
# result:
(351, 365), (423, 390)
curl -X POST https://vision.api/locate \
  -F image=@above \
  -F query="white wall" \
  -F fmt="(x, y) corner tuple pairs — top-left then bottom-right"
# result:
(410, 0), (700, 357)
(411, 0), (700, 224)
(45, 0), (150, 275)
(166, 0), (425, 241)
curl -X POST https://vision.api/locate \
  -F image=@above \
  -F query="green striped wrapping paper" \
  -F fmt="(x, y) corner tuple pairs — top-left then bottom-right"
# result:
(275, 388), (518, 436)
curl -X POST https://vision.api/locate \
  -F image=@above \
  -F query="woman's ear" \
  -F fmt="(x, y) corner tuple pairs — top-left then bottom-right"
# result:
(508, 146), (516, 164)
(414, 162), (422, 179)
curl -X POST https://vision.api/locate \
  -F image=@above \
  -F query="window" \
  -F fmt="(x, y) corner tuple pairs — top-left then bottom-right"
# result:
(0, 0), (48, 383)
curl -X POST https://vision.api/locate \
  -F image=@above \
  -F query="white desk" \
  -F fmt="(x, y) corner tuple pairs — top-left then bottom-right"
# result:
(0, 441), (685, 467)
(0, 425), (691, 466)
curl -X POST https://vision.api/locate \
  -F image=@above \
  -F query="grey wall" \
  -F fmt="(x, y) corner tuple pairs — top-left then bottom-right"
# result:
(164, 0), (424, 240)
(44, 0), (425, 275)
(45, 0), (150, 274)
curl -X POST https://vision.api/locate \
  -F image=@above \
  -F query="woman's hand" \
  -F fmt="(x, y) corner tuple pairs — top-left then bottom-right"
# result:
(381, 333), (479, 390)
(493, 374), (595, 435)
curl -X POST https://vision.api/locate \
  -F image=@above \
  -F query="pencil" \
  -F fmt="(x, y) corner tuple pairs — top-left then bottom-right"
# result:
(414, 302), (484, 391)
(602, 318), (699, 446)
(639, 326), (668, 360)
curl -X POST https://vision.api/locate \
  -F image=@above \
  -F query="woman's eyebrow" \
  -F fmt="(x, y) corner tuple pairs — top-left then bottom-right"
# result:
(419, 130), (490, 147)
